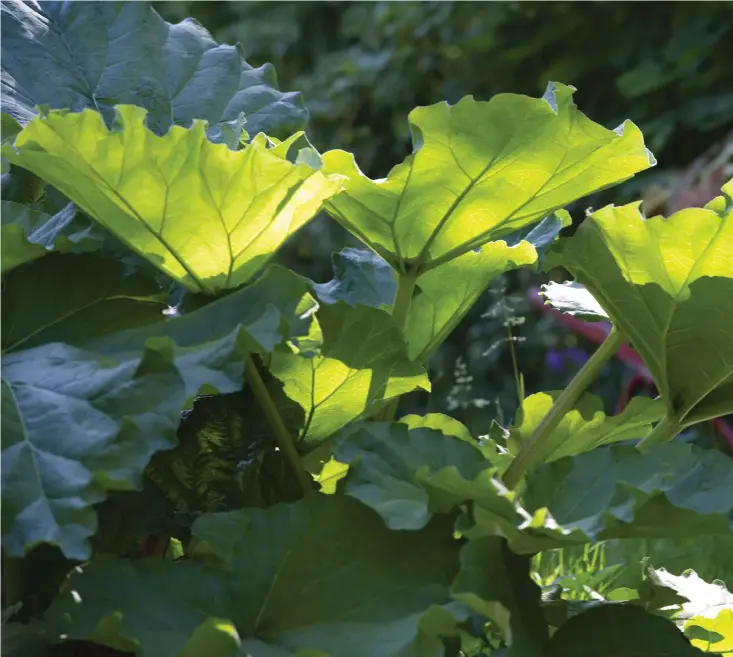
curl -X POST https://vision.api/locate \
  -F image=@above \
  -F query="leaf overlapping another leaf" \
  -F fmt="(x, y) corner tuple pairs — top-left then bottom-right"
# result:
(334, 420), (733, 553)
(322, 82), (653, 272)
(43, 495), (461, 657)
(3, 105), (343, 294)
(1, 266), (324, 559)
(268, 303), (430, 447)
(0, 0), (307, 139)
(508, 391), (665, 466)
(546, 179), (733, 425)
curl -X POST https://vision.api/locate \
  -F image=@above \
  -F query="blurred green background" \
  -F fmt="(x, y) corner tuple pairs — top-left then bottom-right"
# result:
(156, 1), (733, 444)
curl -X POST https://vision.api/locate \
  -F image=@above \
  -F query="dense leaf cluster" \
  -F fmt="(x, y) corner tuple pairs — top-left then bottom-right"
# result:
(2, 2), (732, 656)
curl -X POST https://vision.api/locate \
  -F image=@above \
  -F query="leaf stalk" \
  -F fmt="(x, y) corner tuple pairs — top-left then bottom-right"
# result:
(636, 413), (682, 452)
(377, 269), (419, 422)
(244, 352), (312, 495)
(502, 326), (625, 489)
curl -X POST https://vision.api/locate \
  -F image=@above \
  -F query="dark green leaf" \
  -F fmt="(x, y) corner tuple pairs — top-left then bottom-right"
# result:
(524, 442), (733, 543)
(452, 538), (548, 657)
(44, 495), (462, 657)
(2, 253), (168, 353)
(544, 604), (704, 656)
(1, 0), (307, 139)
(312, 247), (397, 308)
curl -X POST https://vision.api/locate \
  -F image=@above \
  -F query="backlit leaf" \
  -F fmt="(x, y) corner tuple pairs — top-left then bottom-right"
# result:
(323, 82), (653, 272)
(269, 303), (429, 446)
(4, 106), (343, 294)
(508, 392), (665, 467)
(545, 180), (733, 425)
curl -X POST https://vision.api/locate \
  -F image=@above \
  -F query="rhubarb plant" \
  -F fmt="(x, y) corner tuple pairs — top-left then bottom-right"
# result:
(2, 2), (732, 657)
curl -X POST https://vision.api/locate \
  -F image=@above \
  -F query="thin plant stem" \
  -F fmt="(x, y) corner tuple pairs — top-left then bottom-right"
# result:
(506, 323), (524, 406)
(244, 352), (311, 496)
(502, 326), (625, 490)
(636, 413), (682, 452)
(377, 269), (419, 422)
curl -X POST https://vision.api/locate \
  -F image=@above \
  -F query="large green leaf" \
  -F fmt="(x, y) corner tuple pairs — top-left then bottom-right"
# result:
(269, 303), (430, 446)
(3, 106), (343, 294)
(322, 82), (653, 272)
(1, 0), (307, 139)
(507, 391), (665, 466)
(333, 420), (583, 553)
(544, 604), (703, 656)
(545, 180), (733, 425)
(523, 442), (733, 541)
(335, 421), (733, 553)
(2, 252), (168, 353)
(44, 495), (462, 657)
(452, 538), (548, 657)
(1, 266), (323, 559)
(1, 342), (186, 560)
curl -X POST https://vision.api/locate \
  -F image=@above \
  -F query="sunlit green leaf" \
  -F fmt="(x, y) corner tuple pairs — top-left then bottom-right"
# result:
(3, 106), (343, 294)
(1, 1), (307, 139)
(545, 180), (733, 425)
(44, 495), (461, 657)
(405, 239), (537, 361)
(269, 303), (429, 446)
(508, 392), (665, 466)
(323, 82), (653, 271)
(685, 608), (733, 654)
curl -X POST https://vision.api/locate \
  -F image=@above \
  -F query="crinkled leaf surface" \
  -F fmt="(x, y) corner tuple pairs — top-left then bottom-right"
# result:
(335, 421), (733, 553)
(405, 211), (570, 361)
(333, 420), (583, 553)
(508, 391), (665, 466)
(1, 266), (323, 559)
(312, 247), (397, 308)
(322, 82), (653, 271)
(4, 106), (343, 294)
(2, 252), (168, 353)
(269, 303), (429, 446)
(1, 342), (185, 560)
(44, 495), (461, 657)
(544, 604), (703, 657)
(452, 538), (548, 657)
(540, 280), (609, 321)
(1, 0), (307, 139)
(545, 181), (733, 424)
(524, 442), (733, 542)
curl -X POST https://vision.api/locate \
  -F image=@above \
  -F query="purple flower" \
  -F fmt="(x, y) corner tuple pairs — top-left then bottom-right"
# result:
(545, 347), (590, 374)
(545, 349), (565, 374)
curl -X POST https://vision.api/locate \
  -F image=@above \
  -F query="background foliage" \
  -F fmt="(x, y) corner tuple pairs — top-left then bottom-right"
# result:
(157, 0), (733, 434)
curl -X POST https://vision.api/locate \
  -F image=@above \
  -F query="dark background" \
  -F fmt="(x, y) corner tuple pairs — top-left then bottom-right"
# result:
(156, 1), (733, 437)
